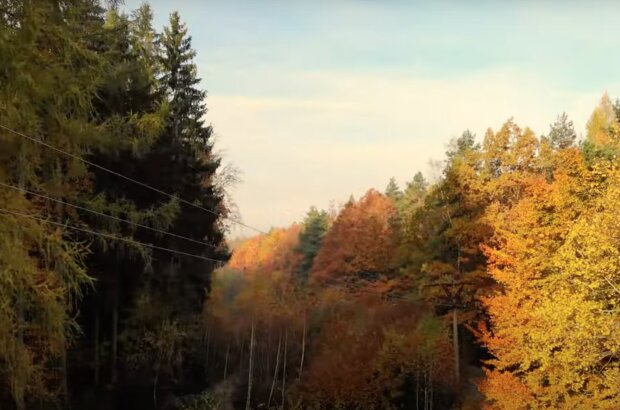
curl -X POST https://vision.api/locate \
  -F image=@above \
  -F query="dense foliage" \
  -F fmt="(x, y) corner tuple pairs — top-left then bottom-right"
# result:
(1, 2), (229, 409)
(209, 96), (620, 410)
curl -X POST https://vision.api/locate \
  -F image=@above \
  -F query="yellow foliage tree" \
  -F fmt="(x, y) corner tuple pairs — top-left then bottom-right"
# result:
(586, 92), (620, 148)
(479, 142), (620, 408)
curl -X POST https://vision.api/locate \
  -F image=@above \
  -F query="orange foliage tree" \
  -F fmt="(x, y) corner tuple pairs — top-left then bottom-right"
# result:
(228, 224), (302, 277)
(300, 294), (454, 409)
(310, 189), (398, 284)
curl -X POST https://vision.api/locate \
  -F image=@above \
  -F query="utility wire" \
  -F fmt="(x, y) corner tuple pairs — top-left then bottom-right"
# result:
(0, 181), (221, 250)
(0, 207), (225, 263)
(0, 125), (421, 300)
(0, 124), (267, 234)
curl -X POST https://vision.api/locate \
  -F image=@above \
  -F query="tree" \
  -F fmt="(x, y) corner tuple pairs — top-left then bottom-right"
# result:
(477, 133), (620, 408)
(310, 189), (397, 284)
(0, 1), (111, 406)
(228, 224), (302, 277)
(296, 207), (330, 283)
(547, 112), (577, 150)
(586, 92), (620, 148)
(116, 11), (230, 406)
(399, 172), (428, 234)
(582, 93), (620, 164)
(385, 177), (403, 202)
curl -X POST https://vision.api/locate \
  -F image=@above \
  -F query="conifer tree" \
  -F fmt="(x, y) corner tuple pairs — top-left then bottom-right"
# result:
(384, 177), (403, 202)
(296, 207), (330, 283)
(548, 112), (577, 150)
(116, 11), (230, 404)
(0, 0), (108, 406)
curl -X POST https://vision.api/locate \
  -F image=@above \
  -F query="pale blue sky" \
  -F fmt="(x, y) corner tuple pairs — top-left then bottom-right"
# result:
(125, 0), (620, 236)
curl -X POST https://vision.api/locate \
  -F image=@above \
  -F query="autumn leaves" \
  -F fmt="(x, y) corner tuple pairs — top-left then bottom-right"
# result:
(214, 94), (620, 409)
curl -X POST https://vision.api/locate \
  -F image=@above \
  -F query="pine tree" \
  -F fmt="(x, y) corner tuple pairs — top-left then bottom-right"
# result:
(296, 207), (330, 283)
(399, 173), (427, 228)
(116, 11), (230, 404)
(385, 177), (403, 202)
(160, 12), (208, 151)
(74, 6), (175, 401)
(548, 112), (577, 150)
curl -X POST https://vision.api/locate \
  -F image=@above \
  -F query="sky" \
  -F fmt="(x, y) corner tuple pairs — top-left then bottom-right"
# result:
(126, 0), (620, 237)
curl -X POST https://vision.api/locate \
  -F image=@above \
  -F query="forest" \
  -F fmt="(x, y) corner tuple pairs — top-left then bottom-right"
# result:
(0, 1), (619, 409)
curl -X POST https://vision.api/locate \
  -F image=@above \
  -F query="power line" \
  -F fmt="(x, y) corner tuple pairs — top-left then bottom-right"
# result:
(0, 124), (267, 235)
(0, 125), (422, 299)
(0, 181), (221, 250)
(0, 207), (225, 263)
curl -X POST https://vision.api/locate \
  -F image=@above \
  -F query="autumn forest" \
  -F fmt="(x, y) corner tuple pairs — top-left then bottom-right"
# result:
(1, 1), (620, 410)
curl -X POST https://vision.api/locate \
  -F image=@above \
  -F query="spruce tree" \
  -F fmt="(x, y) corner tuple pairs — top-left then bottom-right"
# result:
(114, 11), (230, 404)
(548, 112), (577, 150)
(296, 207), (330, 283)
(385, 177), (403, 202)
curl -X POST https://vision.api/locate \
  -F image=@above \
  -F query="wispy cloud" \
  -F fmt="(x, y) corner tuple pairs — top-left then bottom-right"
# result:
(123, 0), (620, 236)
(209, 66), (618, 236)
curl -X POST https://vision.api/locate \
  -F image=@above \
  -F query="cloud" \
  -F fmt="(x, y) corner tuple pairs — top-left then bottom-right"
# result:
(207, 66), (615, 237)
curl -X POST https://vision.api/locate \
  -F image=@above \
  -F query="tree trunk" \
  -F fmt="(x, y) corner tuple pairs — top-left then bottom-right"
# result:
(268, 332), (282, 406)
(111, 292), (119, 384)
(281, 328), (288, 407)
(298, 313), (306, 379)
(429, 366), (433, 410)
(239, 335), (245, 373)
(452, 308), (460, 385)
(62, 347), (69, 408)
(223, 341), (230, 381)
(415, 371), (419, 410)
(205, 323), (211, 373)
(153, 368), (159, 409)
(15, 175), (25, 410)
(424, 370), (428, 410)
(94, 308), (100, 386)
(245, 320), (255, 410)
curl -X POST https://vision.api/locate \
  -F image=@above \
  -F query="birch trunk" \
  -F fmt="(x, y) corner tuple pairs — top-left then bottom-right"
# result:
(223, 341), (230, 381)
(244, 320), (255, 410)
(281, 329), (288, 407)
(268, 332), (282, 406)
(298, 313), (306, 379)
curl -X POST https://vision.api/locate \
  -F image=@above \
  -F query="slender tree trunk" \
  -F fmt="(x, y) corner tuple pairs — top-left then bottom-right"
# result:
(239, 335), (245, 373)
(245, 320), (255, 410)
(415, 371), (419, 410)
(15, 173), (25, 410)
(205, 323), (211, 373)
(424, 370), (428, 410)
(281, 328), (288, 408)
(211, 332), (217, 369)
(94, 309), (100, 386)
(265, 331), (270, 377)
(111, 291), (119, 384)
(452, 308), (460, 385)
(62, 346), (70, 407)
(298, 313), (306, 379)
(223, 341), (230, 381)
(153, 368), (159, 409)
(258, 333), (264, 383)
(268, 332), (282, 407)
(429, 365), (433, 410)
